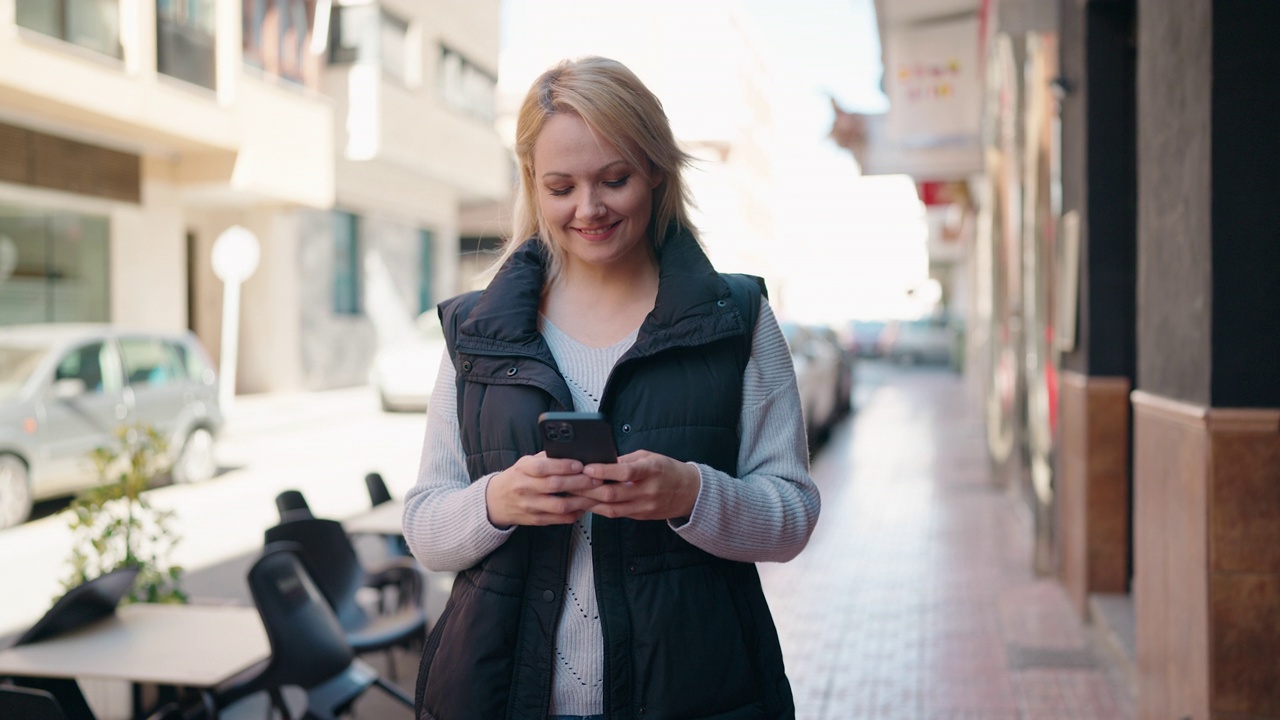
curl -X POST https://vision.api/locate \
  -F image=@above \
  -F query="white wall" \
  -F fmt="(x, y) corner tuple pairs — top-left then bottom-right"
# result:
(110, 179), (186, 331)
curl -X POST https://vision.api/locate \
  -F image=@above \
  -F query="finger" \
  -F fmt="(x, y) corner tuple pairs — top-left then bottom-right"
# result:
(573, 481), (631, 504)
(582, 462), (639, 484)
(543, 472), (604, 495)
(529, 493), (596, 523)
(529, 454), (584, 478)
(588, 499), (654, 520)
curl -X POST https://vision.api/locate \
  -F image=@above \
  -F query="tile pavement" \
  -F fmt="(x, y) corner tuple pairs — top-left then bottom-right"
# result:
(190, 362), (1137, 720)
(757, 362), (1136, 720)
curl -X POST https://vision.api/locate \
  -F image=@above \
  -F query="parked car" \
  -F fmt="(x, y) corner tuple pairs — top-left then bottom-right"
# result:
(879, 316), (959, 367)
(0, 324), (223, 529)
(846, 319), (889, 358)
(369, 311), (449, 412)
(814, 325), (856, 418)
(779, 321), (843, 444)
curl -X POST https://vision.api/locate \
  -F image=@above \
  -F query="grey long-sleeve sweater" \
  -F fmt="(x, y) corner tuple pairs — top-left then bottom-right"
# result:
(403, 297), (820, 715)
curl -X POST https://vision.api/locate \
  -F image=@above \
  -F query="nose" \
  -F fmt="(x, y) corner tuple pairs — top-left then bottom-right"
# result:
(576, 188), (606, 221)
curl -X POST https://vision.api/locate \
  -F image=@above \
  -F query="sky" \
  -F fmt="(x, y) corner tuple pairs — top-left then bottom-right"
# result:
(497, 0), (930, 323)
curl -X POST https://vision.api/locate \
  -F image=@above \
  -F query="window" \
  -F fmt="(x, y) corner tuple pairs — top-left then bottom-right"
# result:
(171, 339), (210, 382)
(243, 0), (321, 89)
(119, 337), (185, 388)
(418, 229), (434, 314)
(328, 3), (412, 83)
(16, 0), (122, 58)
(157, 0), (217, 89)
(439, 47), (495, 122)
(0, 207), (110, 327)
(333, 211), (361, 315)
(54, 343), (109, 395)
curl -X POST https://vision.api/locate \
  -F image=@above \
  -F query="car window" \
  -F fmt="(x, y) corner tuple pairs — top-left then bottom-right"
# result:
(169, 340), (206, 380)
(54, 342), (112, 395)
(0, 345), (48, 401)
(119, 337), (186, 389)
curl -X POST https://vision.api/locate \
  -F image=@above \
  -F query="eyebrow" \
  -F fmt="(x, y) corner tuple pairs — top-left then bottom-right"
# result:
(541, 160), (631, 180)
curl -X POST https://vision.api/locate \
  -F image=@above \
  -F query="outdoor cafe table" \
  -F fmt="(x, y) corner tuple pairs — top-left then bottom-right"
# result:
(0, 603), (269, 714)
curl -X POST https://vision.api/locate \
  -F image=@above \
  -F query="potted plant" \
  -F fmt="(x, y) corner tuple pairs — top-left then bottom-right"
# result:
(62, 424), (187, 604)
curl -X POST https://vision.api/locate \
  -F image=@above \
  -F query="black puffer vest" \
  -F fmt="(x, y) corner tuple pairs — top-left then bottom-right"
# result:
(416, 230), (795, 720)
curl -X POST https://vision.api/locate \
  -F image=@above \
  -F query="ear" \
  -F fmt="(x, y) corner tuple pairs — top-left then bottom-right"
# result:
(649, 170), (666, 190)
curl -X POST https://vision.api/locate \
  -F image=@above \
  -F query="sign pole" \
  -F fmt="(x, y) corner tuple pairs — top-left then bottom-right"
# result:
(211, 226), (261, 415)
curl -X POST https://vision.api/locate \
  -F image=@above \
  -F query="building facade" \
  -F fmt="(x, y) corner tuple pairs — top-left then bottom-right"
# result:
(0, 0), (507, 395)
(847, 1), (1280, 718)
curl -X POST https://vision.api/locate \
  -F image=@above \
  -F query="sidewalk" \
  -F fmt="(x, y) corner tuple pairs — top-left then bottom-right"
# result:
(760, 361), (1136, 720)
(194, 362), (1137, 719)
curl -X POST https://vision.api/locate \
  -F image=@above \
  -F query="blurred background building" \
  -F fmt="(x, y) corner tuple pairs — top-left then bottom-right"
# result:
(0, 0), (507, 395)
(838, 1), (1280, 718)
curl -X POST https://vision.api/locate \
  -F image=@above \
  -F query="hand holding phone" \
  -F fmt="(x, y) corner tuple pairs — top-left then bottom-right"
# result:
(538, 411), (618, 465)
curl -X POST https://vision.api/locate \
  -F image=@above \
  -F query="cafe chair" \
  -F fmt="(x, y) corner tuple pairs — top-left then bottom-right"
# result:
(363, 471), (410, 558)
(363, 472), (393, 507)
(0, 685), (69, 720)
(263, 517), (427, 680)
(4, 566), (142, 720)
(274, 489), (314, 523)
(15, 565), (141, 646)
(210, 544), (413, 719)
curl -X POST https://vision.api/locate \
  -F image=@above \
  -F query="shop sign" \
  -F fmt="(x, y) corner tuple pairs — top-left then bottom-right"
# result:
(885, 16), (983, 148)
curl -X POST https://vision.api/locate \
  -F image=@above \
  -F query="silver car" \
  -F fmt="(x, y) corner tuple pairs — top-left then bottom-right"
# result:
(0, 324), (223, 528)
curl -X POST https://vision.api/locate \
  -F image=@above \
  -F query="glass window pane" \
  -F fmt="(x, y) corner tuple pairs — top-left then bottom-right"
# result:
(55, 342), (107, 394)
(157, 0), (217, 89)
(66, 0), (122, 58)
(120, 337), (183, 388)
(333, 211), (361, 315)
(0, 206), (109, 327)
(48, 213), (110, 323)
(418, 229), (434, 314)
(439, 47), (495, 122)
(169, 340), (205, 380)
(330, 3), (377, 65)
(16, 0), (62, 37)
(245, 0), (319, 88)
(379, 9), (408, 80)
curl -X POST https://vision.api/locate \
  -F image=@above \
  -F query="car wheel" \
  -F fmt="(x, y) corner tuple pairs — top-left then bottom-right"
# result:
(172, 428), (217, 484)
(0, 455), (32, 529)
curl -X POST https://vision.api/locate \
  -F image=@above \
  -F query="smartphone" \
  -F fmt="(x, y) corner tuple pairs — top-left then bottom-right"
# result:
(538, 411), (618, 465)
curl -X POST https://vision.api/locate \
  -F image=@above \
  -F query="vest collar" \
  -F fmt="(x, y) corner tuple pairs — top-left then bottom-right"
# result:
(456, 227), (750, 358)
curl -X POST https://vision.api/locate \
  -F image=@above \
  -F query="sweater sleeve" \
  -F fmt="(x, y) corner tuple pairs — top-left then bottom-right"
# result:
(402, 350), (514, 572)
(670, 298), (821, 563)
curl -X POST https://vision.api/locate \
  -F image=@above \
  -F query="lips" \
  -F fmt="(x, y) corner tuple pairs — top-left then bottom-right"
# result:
(573, 221), (620, 240)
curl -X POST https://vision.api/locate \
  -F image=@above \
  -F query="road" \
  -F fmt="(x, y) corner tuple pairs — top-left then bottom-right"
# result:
(0, 385), (429, 637)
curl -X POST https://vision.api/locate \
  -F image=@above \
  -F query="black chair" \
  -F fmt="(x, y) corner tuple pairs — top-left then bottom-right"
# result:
(263, 517), (427, 678)
(15, 565), (140, 646)
(4, 566), (141, 720)
(0, 686), (68, 720)
(363, 471), (409, 558)
(363, 472), (393, 507)
(274, 489), (313, 522)
(209, 544), (413, 719)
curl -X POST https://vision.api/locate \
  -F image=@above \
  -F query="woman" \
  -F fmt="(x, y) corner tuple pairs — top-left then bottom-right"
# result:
(403, 56), (820, 720)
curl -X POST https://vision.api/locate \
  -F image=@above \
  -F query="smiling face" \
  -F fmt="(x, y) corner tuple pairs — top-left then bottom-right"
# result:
(533, 113), (660, 274)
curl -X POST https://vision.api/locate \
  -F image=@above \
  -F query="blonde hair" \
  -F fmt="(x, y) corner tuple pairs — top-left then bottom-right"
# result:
(489, 56), (697, 283)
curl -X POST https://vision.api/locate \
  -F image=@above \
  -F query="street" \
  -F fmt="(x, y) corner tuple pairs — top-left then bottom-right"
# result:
(0, 385), (429, 638)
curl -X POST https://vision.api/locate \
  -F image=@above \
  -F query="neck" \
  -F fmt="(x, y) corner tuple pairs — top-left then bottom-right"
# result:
(541, 246), (660, 347)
